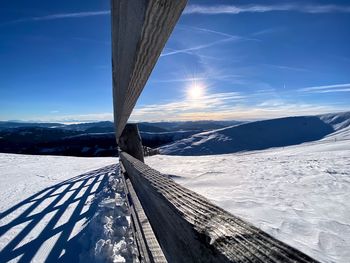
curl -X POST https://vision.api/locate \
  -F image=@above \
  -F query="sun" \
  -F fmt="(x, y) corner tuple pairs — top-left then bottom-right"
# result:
(187, 82), (205, 99)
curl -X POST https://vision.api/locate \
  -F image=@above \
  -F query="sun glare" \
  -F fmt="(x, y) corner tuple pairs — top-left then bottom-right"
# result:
(187, 82), (205, 99)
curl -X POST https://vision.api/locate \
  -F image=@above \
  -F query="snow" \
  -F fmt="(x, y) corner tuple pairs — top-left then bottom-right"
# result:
(147, 131), (350, 263)
(79, 169), (136, 263)
(160, 111), (350, 156)
(0, 154), (135, 262)
(1, 111), (349, 262)
(319, 111), (350, 131)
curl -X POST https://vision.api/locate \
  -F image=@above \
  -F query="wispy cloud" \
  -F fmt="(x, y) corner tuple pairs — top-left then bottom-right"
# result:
(178, 25), (260, 41)
(1, 10), (109, 26)
(170, 104), (339, 122)
(299, 83), (350, 93)
(4, 3), (350, 27)
(17, 94), (344, 123)
(183, 4), (350, 15)
(252, 27), (286, 36)
(161, 25), (259, 58)
(151, 74), (242, 84)
(131, 91), (245, 121)
(160, 37), (240, 57)
(178, 24), (234, 38)
(131, 101), (340, 122)
(257, 99), (285, 107)
(129, 90), (341, 122)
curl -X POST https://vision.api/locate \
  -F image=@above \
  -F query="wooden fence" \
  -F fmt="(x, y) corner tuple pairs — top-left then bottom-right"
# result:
(120, 151), (319, 263)
(111, 1), (320, 262)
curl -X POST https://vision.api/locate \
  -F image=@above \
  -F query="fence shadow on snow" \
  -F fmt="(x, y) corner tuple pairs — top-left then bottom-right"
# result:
(0, 164), (117, 262)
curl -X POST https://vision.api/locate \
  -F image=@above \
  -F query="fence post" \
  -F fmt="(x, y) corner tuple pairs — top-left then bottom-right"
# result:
(118, 123), (144, 162)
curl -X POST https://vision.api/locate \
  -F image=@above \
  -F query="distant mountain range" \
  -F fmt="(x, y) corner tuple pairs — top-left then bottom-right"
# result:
(0, 120), (242, 133)
(139, 120), (242, 132)
(0, 120), (241, 157)
(3, 113), (347, 158)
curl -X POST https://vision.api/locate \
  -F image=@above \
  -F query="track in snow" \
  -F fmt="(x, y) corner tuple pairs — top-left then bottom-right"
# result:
(0, 154), (134, 263)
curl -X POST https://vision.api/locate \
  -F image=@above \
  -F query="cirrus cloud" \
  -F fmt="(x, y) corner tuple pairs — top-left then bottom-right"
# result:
(183, 4), (350, 15)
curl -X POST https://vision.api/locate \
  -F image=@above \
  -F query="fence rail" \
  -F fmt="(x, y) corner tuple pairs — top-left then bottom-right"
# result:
(120, 161), (167, 262)
(111, 0), (187, 139)
(120, 151), (319, 263)
(111, 1), (319, 262)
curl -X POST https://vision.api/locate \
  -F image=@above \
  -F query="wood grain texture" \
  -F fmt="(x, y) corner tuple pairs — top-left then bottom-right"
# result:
(120, 152), (319, 263)
(120, 162), (167, 262)
(111, 0), (188, 139)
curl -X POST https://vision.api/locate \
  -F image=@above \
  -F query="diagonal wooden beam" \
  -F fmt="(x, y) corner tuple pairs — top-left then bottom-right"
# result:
(111, 0), (188, 140)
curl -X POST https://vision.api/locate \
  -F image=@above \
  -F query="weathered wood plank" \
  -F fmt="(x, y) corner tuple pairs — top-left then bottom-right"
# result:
(121, 161), (167, 262)
(120, 151), (319, 263)
(111, 0), (188, 139)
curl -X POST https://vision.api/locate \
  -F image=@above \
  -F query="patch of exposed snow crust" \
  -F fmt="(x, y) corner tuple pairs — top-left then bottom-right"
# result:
(147, 132), (350, 263)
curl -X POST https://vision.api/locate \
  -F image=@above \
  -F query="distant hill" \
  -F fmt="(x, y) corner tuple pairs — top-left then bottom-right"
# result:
(0, 120), (239, 133)
(140, 120), (242, 132)
(0, 126), (118, 157)
(160, 112), (350, 156)
(140, 130), (199, 148)
(0, 119), (240, 157)
(0, 127), (83, 155)
(0, 121), (65, 131)
(137, 123), (168, 132)
(4, 114), (348, 157)
(37, 133), (117, 157)
(62, 121), (114, 132)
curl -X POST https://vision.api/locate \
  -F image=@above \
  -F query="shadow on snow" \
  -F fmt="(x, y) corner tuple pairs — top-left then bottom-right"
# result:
(0, 164), (118, 262)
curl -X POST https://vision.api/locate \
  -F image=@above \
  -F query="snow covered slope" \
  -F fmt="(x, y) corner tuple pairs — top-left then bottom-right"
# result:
(0, 154), (135, 262)
(160, 111), (350, 156)
(147, 134), (350, 263)
(140, 130), (199, 148)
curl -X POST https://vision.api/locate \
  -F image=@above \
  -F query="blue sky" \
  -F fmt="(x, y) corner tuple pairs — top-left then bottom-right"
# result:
(0, 0), (349, 122)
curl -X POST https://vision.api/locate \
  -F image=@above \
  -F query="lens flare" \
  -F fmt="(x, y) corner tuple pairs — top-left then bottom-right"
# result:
(187, 81), (205, 99)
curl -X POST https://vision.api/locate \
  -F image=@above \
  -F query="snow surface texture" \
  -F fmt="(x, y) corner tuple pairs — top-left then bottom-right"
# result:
(0, 154), (135, 263)
(160, 111), (350, 156)
(79, 165), (136, 263)
(147, 129), (350, 263)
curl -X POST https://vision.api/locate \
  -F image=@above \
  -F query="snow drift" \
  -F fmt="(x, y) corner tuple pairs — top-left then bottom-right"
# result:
(160, 111), (350, 155)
